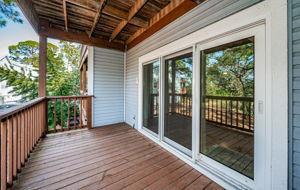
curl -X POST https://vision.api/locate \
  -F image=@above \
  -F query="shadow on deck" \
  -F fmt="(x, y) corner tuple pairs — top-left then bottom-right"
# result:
(12, 123), (223, 190)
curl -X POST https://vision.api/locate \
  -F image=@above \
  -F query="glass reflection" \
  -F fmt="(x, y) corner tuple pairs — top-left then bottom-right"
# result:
(164, 52), (193, 151)
(200, 38), (255, 178)
(143, 61), (160, 134)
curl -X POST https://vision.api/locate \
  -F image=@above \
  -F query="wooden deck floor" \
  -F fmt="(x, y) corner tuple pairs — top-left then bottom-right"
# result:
(12, 123), (223, 190)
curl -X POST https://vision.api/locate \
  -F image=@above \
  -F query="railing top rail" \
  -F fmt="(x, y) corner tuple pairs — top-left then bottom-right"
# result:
(47, 95), (94, 100)
(0, 95), (94, 120)
(205, 96), (254, 101)
(151, 93), (253, 101)
(0, 97), (46, 120)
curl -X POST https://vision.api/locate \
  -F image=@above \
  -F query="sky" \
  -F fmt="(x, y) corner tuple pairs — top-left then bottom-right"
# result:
(0, 8), (59, 59)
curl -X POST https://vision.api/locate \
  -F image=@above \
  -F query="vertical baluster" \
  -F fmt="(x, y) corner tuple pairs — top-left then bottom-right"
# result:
(186, 96), (188, 116)
(54, 99), (57, 132)
(28, 108), (31, 153)
(225, 100), (228, 125)
(7, 117), (13, 186)
(24, 109), (27, 161)
(236, 101), (239, 128)
(27, 109), (30, 154)
(210, 98), (212, 121)
(17, 113), (21, 170)
(249, 101), (252, 130)
(221, 99), (223, 124)
(242, 100), (245, 129)
(45, 101), (48, 135)
(31, 107), (33, 151)
(1, 119), (7, 190)
(189, 96), (191, 117)
(21, 111), (25, 166)
(230, 100), (233, 126)
(45, 100), (48, 135)
(68, 99), (71, 130)
(217, 99), (220, 122)
(74, 98), (77, 129)
(33, 107), (35, 145)
(13, 115), (17, 179)
(214, 99), (216, 122)
(61, 99), (64, 130)
(80, 98), (82, 128)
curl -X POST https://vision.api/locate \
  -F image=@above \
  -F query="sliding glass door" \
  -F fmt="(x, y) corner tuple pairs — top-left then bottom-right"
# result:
(199, 38), (255, 179)
(163, 51), (193, 155)
(142, 61), (160, 135)
(140, 25), (265, 186)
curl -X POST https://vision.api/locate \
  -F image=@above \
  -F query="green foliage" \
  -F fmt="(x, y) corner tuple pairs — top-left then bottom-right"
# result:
(0, 40), (81, 129)
(0, 0), (23, 27)
(204, 42), (254, 97)
(0, 40), (81, 101)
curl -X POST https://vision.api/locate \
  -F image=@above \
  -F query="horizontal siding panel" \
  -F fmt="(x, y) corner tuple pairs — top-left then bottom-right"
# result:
(93, 47), (124, 127)
(295, 164), (300, 178)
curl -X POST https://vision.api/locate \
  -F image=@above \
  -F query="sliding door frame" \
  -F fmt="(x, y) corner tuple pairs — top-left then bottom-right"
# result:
(140, 59), (160, 138)
(138, 2), (287, 188)
(195, 24), (266, 188)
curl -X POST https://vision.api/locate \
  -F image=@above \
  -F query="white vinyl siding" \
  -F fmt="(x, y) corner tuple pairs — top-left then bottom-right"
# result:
(93, 47), (124, 127)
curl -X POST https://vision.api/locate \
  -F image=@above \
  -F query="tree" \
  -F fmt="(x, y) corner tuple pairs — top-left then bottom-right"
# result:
(0, 40), (81, 101)
(0, 0), (23, 27)
(0, 40), (81, 129)
(204, 42), (254, 97)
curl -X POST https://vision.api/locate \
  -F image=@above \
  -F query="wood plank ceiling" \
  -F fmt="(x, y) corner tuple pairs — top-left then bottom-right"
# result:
(17, 0), (202, 51)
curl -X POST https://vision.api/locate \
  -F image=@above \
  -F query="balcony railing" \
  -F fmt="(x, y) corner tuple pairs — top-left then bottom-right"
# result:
(151, 94), (254, 133)
(0, 95), (92, 189)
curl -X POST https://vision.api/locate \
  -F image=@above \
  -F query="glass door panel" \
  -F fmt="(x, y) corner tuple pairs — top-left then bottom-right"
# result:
(200, 38), (255, 179)
(164, 52), (193, 152)
(143, 61), (160, 134)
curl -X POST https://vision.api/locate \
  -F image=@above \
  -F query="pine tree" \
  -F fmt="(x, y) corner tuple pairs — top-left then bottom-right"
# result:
(0, 0), (23, 27)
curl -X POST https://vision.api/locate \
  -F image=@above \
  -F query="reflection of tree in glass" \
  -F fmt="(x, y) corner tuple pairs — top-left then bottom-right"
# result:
(175, 57), (192, 94)
(152, 61), (159, 94)
(205, 42), (254, 97)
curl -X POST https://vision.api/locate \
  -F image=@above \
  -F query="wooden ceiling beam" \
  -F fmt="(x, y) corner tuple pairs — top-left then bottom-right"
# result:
(127, 0), (198, 49)
(39, 20), (125, 51)
(16, 0), (40, 33)
(88, 0), (105, 37)
(110, 0), (148, 41)
(63, 0), (68, 31)
(103, 5), (148, 28)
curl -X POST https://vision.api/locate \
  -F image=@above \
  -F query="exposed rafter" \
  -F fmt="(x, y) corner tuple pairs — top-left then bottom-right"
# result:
(39, 19), (125, 51)
(103, 5), (149, 28)
(110, 0), (149, 41)
(127, 0), (198, 49)
(66, 0), (98, 10)
(89, 0), (105, 38)
(15, 0), (39, 33)
(63, 0), (68, 31)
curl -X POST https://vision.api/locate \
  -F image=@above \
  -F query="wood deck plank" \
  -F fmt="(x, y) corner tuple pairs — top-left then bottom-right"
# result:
(14, 123), (222, 190)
